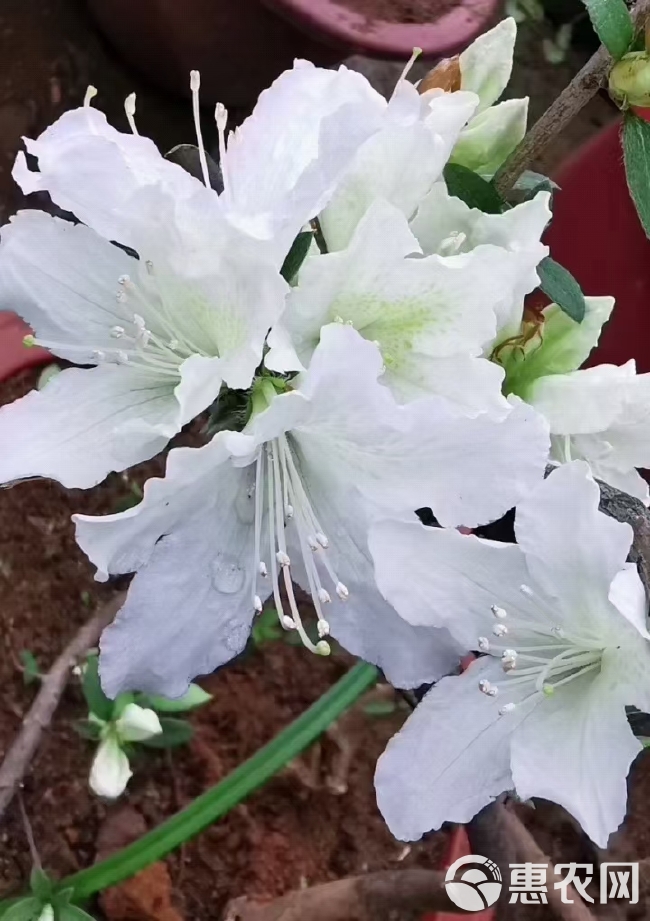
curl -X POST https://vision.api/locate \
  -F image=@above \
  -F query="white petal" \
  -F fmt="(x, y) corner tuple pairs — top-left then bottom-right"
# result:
(74, 431), (253, 579)
(375, 657), (528, 841)
(99, 461), (261, 698)
(0, 365), (181, 489)
(89, 736), (132, 798)
(321, 92), (477, 251)
(515, 462), (634, 623)
(511, 670), (641, 847)
(528, 363), (636, 435)
(221, 61), (385, 262)
(286, 324), (549, 528)
(370, 517), (542, 648)
(115, 703), (163, 742)
(15, 106), (206, 246)
(0, 210), (137, 362)
(386, 350), (508, 414)
(459, 18), (517, 112)
(609, 562), (650, 641)
(452, 98), (528, 179)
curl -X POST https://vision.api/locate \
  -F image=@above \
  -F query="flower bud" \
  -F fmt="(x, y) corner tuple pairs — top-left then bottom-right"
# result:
(418, 56), (461, 95)
(115, 702), (162, 742)
(609, 52), (650, 108)
(89, 735), (132, 798)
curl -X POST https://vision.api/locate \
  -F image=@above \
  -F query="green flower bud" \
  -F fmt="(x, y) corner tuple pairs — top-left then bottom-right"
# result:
(609, 52), (650, 108)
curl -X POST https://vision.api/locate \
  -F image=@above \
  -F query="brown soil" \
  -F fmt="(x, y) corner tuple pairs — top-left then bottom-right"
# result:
(333, 0), (461, 25)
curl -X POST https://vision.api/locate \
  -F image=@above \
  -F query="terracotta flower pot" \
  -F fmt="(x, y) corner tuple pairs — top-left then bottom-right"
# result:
(263, 0), (502, 60)
(87, 0), (502, 109)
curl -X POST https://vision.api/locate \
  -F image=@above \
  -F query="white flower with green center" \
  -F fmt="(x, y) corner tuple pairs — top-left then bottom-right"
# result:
(500, 296), (650, 502)
(73, 325), (549, 699)
(268, 195), (548, 414)
(319, 58), (479, 252)
(89, 702), (162, 798)
(450, 18), (529, 179)
(410, 182), (551, 342)
(370, 461), (650, 847)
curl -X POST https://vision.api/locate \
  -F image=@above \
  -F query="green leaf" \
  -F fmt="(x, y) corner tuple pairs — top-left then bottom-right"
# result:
(29, 870), (52, 902)
(443, 163), (505, 214)
(537, 257), (586, 323)
(19, 651), (41, 686)
(0, 898), (41, 921)
(280, 231), (314, 284)
(56, 663), (378, 902)
(623, 113), (650, 240)
(81, 655), (113, 722)
(136, 685), (212, 714)
(581, 0), (633, 60)
(138, 718), (194, 749)
(251, 608), (283, 647)
(72, 719), (103, 742)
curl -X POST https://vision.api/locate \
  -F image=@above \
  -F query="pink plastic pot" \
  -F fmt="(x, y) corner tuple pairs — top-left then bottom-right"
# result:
(262, 0), (502, 60)
(87, 0), (502, 108)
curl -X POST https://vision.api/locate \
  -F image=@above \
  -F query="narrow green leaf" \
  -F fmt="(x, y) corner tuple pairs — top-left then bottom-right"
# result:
(29, 870), (52, 901)
(443, 163), (505, 214)
(581, 0), (633, 60)
(81, 655), (113, 722)
(57, 663), (378, 901)
(623, 113), (650, 240)
(537, 257), (586, 323)
(138, 718), (194, 749)
(280, 231), (314, 284)
(0, 898), (40, 921)
(136, 685), (212, 714)
(57, 906), (96, 921)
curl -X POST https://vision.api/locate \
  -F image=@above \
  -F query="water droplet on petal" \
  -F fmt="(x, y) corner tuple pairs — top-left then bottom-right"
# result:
(211, 553), (245, 594)
(223, 619), (250, 652)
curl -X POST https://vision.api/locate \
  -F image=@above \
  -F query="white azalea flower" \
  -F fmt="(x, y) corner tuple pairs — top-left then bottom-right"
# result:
(450, 18), (528, 178)
(268, 198), (542, 414)
(89, 735), (132, 799)
(74, 325), (548, 699)
(410, 183), (550, 342)
(88, 703), (161, 798)
(370, 462), (650, 847)
(501, 296), (650, 502)
(0, 205), (287, 488)
(320, 59), (479, 252)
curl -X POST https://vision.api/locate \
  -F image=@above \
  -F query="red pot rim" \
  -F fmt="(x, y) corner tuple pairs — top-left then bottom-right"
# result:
(262, 0), (501, 59)
(0, 313), (50, 383)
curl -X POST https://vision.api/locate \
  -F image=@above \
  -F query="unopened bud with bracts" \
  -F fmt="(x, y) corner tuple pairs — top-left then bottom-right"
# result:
(609, 52), (650, 109)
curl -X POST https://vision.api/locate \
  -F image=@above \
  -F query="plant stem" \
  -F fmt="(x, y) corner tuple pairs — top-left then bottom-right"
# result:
(58, 662), (378, 901)
(494, 0), (650, 197)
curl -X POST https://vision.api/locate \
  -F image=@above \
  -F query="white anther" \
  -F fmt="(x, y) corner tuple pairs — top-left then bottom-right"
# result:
(124, 93), (138, 135)
(520, 583), (534, 597)
(190, 70), (201, 92)
(258, 561), (268, 577)
(551, 625), (566, 638)
(254, 595), (263, 613)
(118, 274), (130, 286)
(334, 315), (344, 324)
(493, 623), (508, 637)
(499, 702), (516, 715)
(276, 551), (290, 567)
(502, 658), (517, 673)
(439, 230), (467, 256)
(111, 326), (125, 339)
(317, 619), (330, 638)
(215, 102), (228, 132)
(315, 532), (329, 549)
(336, 582), (349, 600)
(169, 339), (179, 350)
(117, 350), (130, 364)
(83, 85), (97, 107)
(316, 640), (331, 656)
(285, 504), (294, 519)
(478, 679), (498, 697)
(133, 314), (146, 330)
(281, 615), (296, 630)
(318, 588), (331, 604)
(491, 604), (507, 619)
(145, 260), (154, 274)
(502, 648), (517, 661)
(92, 350), (106, 361)
(307, 536), (319, 551)
(477, 636), (490, 652)
(116, 291), (126, 303)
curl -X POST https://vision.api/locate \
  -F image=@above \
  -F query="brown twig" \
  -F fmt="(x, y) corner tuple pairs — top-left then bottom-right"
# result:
(223, 868), (465, 921)
(0, 593), (124, 822)
(469, 802), (595, 921)
(493, 0), (650, 197)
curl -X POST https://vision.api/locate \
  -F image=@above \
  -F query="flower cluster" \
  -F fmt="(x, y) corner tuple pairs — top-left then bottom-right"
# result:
(1, 18), (649, 848)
